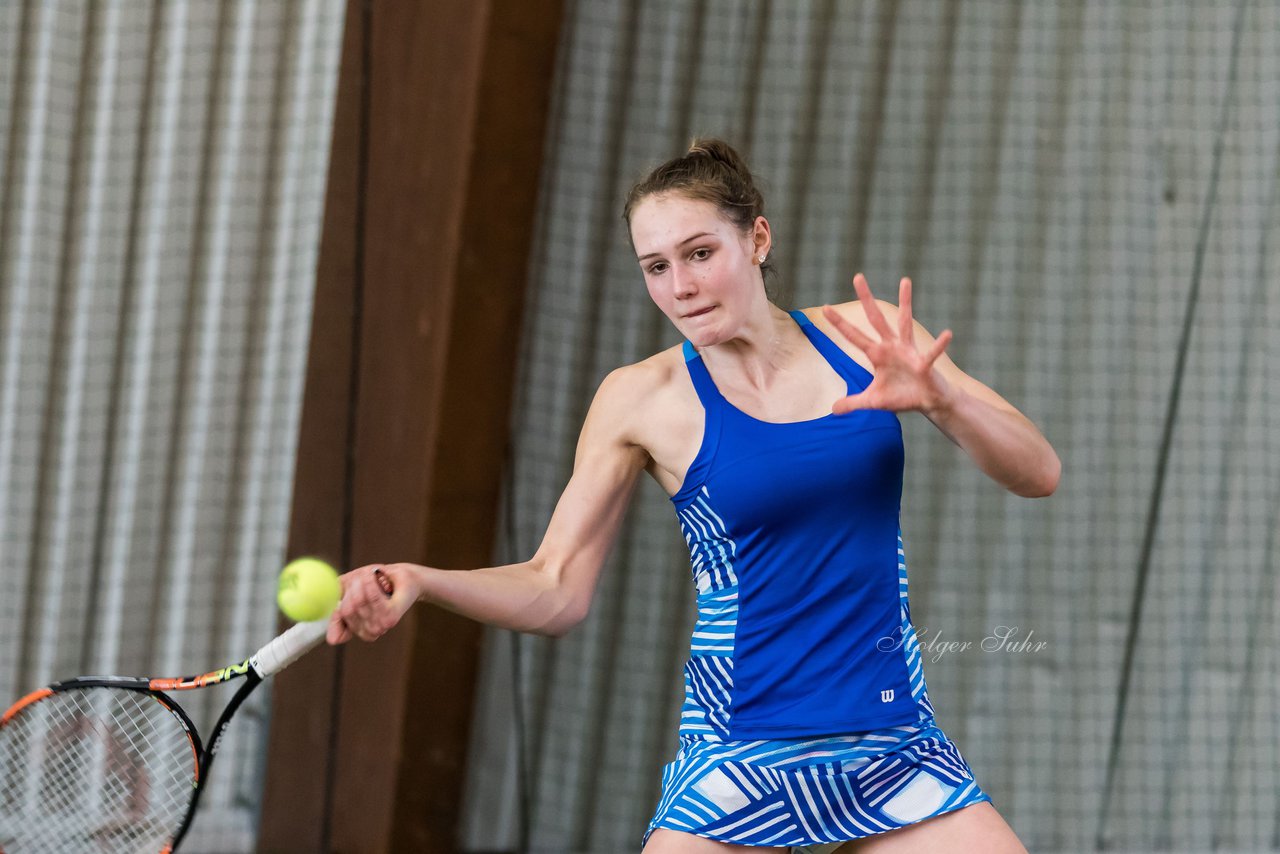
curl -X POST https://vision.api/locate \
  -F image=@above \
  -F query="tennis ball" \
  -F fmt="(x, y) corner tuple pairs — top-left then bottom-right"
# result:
(277, 557), (341, 622)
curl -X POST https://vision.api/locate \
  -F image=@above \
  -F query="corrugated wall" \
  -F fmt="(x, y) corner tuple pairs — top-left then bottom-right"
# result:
(0, 2), (345, 849)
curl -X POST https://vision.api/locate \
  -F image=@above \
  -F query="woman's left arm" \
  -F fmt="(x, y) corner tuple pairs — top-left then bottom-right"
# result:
(913, 352), (1061, 497)
(821, 275), (1060, 498)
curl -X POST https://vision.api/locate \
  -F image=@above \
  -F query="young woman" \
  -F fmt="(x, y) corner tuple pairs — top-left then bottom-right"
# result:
(329, 139), (1059, 853)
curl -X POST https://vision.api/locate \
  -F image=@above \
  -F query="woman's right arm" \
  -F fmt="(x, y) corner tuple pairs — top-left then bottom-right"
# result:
(328, 367), (649, 644)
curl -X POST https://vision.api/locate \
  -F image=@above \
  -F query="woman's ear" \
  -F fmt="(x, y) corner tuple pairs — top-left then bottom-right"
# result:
(751, 215), (772, 263)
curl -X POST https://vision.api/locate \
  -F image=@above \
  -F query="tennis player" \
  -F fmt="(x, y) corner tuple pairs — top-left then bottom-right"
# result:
(330, 139), (1059, 853)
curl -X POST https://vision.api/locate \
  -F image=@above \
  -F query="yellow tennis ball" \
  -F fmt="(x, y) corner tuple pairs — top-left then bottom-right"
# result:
(277, 557), (341, 622)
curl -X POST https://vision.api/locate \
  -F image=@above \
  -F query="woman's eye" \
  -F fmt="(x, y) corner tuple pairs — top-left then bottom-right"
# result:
(691, 248), (711, 261)
(647, 262), (668, 275)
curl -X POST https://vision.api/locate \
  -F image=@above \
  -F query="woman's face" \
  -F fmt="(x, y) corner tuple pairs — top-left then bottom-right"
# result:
(629, 193), (769, 346)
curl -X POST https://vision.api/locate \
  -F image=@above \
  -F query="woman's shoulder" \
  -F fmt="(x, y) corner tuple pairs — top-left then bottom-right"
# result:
(602, 344), (688, 400)
(795, 298), (915, 376)
(795, 298), (898, 328)
(793, 299), (886, 356)
(588, 345), (699, 444)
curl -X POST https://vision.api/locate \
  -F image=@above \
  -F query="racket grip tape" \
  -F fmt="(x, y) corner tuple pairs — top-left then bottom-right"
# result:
(252, 619), (330, 677)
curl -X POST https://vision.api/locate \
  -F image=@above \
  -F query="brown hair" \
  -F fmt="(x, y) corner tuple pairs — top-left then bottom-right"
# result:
(623, 138), (765, 235)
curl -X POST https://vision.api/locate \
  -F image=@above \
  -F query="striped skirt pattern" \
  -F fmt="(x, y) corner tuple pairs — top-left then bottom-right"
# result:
(644, 718), (991, 849)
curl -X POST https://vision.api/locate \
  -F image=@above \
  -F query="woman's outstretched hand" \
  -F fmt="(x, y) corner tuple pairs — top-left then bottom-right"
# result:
(821, 274), (955, 416)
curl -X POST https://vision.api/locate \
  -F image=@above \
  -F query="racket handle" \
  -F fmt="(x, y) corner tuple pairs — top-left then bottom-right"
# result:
(252, 619), (330, 678)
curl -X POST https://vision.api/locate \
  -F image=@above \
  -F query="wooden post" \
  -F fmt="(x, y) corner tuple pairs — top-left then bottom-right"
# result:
(258, 0), (565, 850)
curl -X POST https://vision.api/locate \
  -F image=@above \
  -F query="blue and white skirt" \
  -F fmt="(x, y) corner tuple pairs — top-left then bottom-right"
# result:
(644, 717), (991, 849)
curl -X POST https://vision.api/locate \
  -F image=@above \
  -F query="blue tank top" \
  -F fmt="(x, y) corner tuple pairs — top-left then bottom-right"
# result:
(672, 309), (934, 740)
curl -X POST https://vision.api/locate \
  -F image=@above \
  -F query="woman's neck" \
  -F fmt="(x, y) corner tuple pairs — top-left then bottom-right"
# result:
(698, 303), (807, 391)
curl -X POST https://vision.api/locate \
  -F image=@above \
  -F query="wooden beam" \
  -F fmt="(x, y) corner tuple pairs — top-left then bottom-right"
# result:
(259, 0), (565, 850)
(390, 0), (567, 848)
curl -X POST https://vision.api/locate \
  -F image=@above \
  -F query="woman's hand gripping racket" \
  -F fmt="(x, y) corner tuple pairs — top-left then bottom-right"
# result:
(0, 566), (395, 854)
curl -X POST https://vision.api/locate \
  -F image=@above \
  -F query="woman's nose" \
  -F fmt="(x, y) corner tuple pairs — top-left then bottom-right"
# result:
(672, 266), (697, 297)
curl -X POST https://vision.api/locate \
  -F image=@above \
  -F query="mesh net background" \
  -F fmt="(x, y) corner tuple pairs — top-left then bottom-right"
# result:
(461, 1), (1280, 852)
(0, 2), (345, 850)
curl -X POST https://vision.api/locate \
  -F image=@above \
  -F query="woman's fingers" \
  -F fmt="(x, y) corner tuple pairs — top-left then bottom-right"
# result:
(326, 614), (352, 645)
(853, 274), (897, 342)
(923, 328), (953, 365)
(822, 304), (877, 352)
(828, 277), (949, 416)
(353, 568), (394, 640)
(897, 277), (915, 344)
(832, 391), (872, 415)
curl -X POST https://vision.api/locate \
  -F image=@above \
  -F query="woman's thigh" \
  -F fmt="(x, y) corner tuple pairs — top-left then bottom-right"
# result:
(642, 829), (787, 854)
(833, 802), (1028, 854)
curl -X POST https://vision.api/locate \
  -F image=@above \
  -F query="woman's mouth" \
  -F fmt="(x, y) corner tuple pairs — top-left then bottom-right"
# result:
(684, 305), (716, 319)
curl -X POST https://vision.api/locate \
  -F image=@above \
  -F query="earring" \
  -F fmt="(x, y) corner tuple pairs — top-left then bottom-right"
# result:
(758, 255), (766, 264)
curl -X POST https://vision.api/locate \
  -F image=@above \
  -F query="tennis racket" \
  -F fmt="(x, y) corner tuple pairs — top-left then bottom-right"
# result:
(0, 569), (390, 853)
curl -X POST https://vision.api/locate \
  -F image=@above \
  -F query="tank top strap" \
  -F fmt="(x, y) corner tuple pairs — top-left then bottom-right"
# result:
(675, 340), (725, 503)
(681, 340), (727, 410)
(788, 309), (874, 392)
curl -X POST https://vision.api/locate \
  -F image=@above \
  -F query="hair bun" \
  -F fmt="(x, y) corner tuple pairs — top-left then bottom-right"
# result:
(687, 138), (752, 181)
(623, 137), (765, 234)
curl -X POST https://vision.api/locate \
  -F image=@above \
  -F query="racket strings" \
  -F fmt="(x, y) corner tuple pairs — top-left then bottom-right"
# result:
(0, 688), (196, 853)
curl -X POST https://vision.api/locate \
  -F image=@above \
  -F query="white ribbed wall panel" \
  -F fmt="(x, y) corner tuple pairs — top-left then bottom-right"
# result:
(0, 2), (345, 850)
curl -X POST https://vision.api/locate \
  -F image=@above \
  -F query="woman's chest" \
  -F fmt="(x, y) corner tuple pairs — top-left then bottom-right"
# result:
(703, 416), (905, 532)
